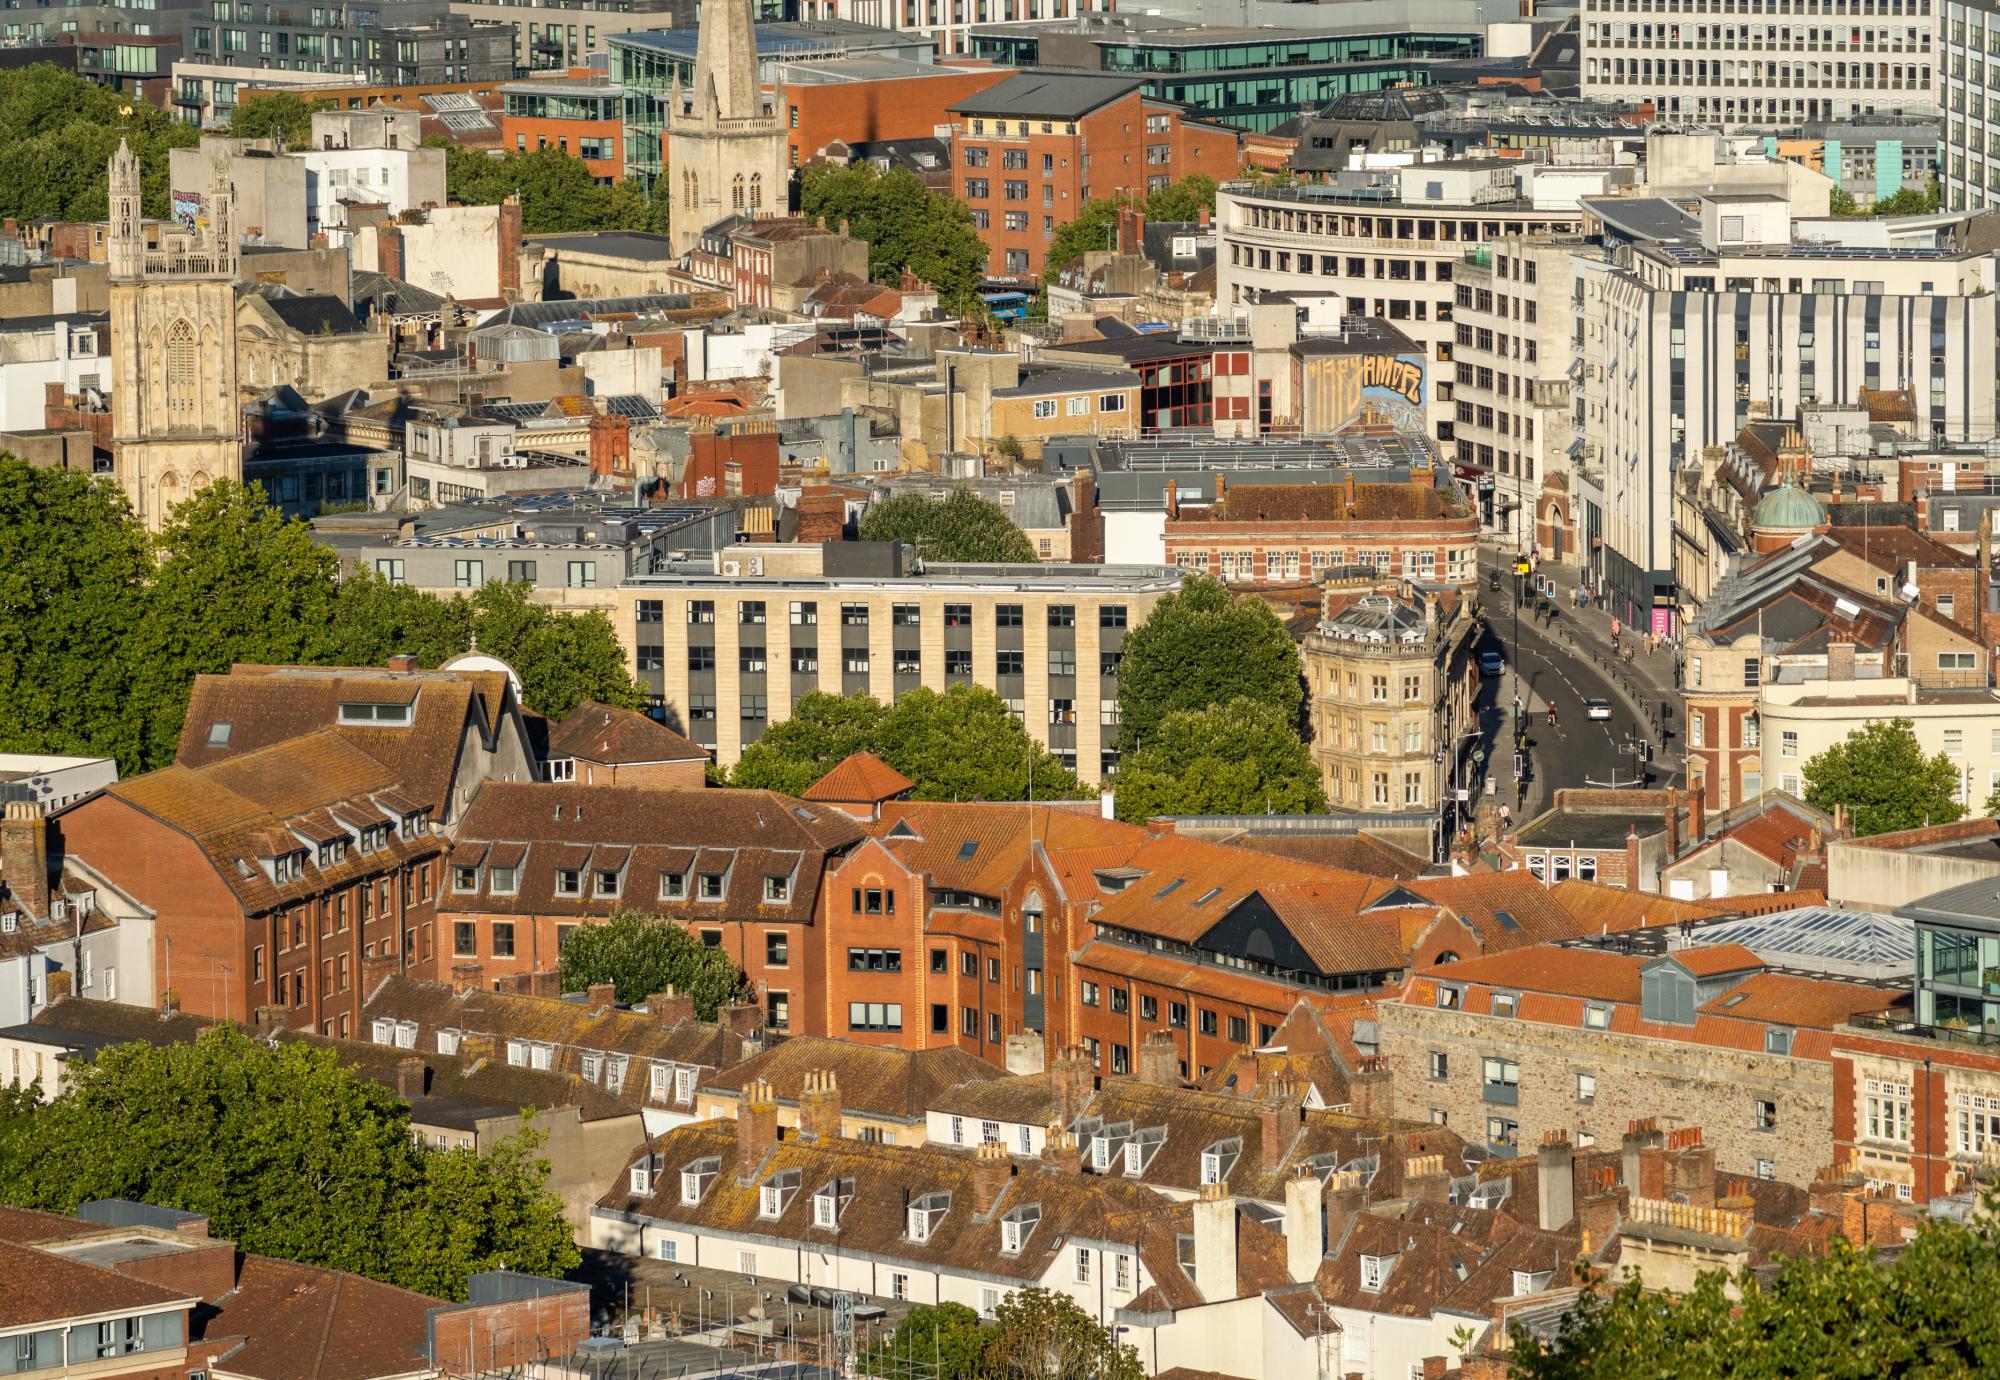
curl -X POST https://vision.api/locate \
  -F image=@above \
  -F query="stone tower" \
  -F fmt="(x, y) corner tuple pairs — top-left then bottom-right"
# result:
(663, 0), (787, 257)
(107, 138), (242, 531)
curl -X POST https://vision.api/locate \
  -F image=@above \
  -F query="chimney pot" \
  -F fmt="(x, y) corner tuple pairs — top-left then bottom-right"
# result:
(387, 653), (418, 673)
(587, 982), (618, 1009)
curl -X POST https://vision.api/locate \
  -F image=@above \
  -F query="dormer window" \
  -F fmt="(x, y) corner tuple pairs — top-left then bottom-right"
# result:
(1123, 1127), (1166, 1177)
(489, 864), (518, 896)
(907, 1192), (950, 1242)
(630, 1152), (662, 1195)
(812, 1178), (852, 1229)
(1198, 1137), (1240, 1186)
(758, 1169), (801, 1219)
(1000, 1204), (1041, 1254)
(556, 870), (582, 897)
(594, 869), (622, 899)
(1582, 1003), (1612, 1030)
(453, 866), (479, 893)
(1437, 984), (1463, 1010)
(699, 872), (726, 901)
(1491, 992), (1518, 1018)
(437, 1029), (461, 1056)
(764, 875), (790, 903)
(681, 1157), (720, 1204)
(660, 871), (687, 900)
(1360, 1253), (1397, 1292)
(1512, 1268), (1554, 1296)
(338, 701), (412, 725)
(1764, 1027), (1794, 1056)
(372, 1018), (394, 1044)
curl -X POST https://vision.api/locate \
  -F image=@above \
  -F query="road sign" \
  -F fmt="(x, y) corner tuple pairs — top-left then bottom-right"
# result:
(1514, 561), (1531, 576)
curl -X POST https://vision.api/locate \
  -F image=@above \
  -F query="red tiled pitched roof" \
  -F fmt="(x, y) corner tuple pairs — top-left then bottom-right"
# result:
(197, 1255), (439, 1380)
(1549, 880), (1718, 933)
(1665, 943), (1765, 977)
(548, 700), (705, 765)
(805, 752), (914, 804)
(1414, 946), (1646, 1003)
(1700, 972), (1905, 1028)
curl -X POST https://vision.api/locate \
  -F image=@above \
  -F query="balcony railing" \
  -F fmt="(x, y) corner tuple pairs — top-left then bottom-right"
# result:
(1849, 1010), (2000, 1046)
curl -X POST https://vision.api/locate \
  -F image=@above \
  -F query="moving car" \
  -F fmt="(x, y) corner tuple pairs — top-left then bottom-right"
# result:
(1479, 651), (1505, 677)
(1586, 698), (1612, 720)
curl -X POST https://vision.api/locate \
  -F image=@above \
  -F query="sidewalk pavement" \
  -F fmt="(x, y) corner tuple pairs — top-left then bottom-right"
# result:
(1482, 544), (1682, 756)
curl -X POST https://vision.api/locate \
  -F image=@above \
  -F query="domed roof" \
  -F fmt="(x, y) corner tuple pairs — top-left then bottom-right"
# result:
(1751, 481), (1824, 531)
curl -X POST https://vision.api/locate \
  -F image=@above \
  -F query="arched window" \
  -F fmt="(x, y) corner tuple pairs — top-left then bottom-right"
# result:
(166, 319), (196, 417)
(749, 172), (762, 210)
(732, 174), (745, 210)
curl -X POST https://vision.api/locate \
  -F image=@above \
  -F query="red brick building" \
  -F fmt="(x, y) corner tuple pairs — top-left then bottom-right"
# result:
(1831, 1025), (2000, 1205)
(48, 660), (539, 1035)
(946, 72), (1239, 280)
(1161, 473), (1480, 590)
(499, 76), (625, 181)
(785, 63), (1011, 169)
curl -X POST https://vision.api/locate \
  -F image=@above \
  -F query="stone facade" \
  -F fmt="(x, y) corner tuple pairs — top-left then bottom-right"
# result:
(1376, 998), (1833, 1183)
(1302, 581), (1480, 814)
(107, 139), (242, 531)
(662, 0), (787, 257)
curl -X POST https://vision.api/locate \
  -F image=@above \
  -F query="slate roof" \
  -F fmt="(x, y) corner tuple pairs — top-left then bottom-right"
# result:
(699, 1037), (1005, 1121)
(349, 269), (447, 318)
(947, 72), (1146, 120)
(439, 783), (861, 924)
(547, 700), (705, 766)
(254, 288), (366, 336)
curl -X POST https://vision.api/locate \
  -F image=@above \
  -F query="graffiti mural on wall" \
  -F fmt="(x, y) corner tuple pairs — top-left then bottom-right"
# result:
(1297, 349), (1428, 435)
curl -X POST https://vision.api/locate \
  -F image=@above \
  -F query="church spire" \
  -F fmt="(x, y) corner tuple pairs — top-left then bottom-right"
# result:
(691, 0), (762, 123)
(107, 137), (142, 281)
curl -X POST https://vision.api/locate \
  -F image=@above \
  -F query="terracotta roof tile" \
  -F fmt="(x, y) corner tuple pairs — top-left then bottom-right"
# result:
(1549, 880), (1719, 933)
(1699, 972), (1905, 1028)
(803, 752), (914, 804)
(1664, 943), (1764, 978)
(867, 802), (1141, 898)
(0, 1238), (194, 1328)
(699, 1038), (1006, 1121)
(1218, 831), (1429, 879)
(547, 700), (705, 766)
(1414, 946), (1646, 1003)
(1086, 834), (1351, 944)
(196, 1255), (439, 1380)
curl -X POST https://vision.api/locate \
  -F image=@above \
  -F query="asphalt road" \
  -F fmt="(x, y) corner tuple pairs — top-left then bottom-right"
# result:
(1475, 580), (1673, 813)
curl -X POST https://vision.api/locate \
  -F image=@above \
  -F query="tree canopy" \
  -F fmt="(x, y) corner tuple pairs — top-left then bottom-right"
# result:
(858, 1290), (1144, 1380)
(1510, 1198), (2000, 1379)
(1111, 697), (1325, 822)
(798, 162), (989, 315)
(857, 489), (1038, 562)
(228, 92), (334, 148)
(441, 142), (668, 236)
(0, 63), (197, 222)
(0, 459), (642, 774)
(1042, 174), (1219, 284)
(731, 686), (1088, 802)
(1115, 574), (1304, 748)
(555, 912), (750, 1013)
(1801, 716), (1962, 837)
(0, 1025), (578, 1300)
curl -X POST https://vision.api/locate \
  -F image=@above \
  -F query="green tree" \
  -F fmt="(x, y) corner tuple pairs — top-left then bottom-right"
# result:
(467, 582), (644, 721)
(982, 1288), (1146, 1380)
(859, 1302), (988, 1380)
(311, 568), (476, 670)
(1043, 175), (1220, 284)
(124, 480), (343, 771)
(1801, 716), (1962, 837)
(875, 686), (1086, 802)
(1828, 186), (1862, 217)
(0, 64), (197, 222)
(731, 691), (890, 795)
(857, 488), (1038, 562)
(1871, 182), (1942, 215)
(798, 162), (989, 315)
(1112, 697), (1323, 822)
(0, 458), (152, 771)
(1116, 574), (1304, 747)
(228, 92), (331, 148)
(0, 1026), (577, 1299)
(442, 144), (667, 235)
(1510, 1199), (2000, 1379)
(554, 911), (748, 1013)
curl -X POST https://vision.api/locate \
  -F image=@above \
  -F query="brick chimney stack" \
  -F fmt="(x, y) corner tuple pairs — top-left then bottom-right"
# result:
(720, 1001), (764, 1038)
(395, 1057), (426, 1100)
(736, 1077), (780, 1177)
(1050, 1044), (1096, 1127)
(799, 1069), (842, 1141)
(1537, 1131), (1575, 1230)
(586, 982), (618, 1009)
(648, 989), (695, 1027)
(1137, 1031), (1180, 1087)
(1, 801), (51, 921)
(1043, 1123), (1083, 1174)
(973, 1138), (1013, 1212)
(1259, 1077), (1301, 1172)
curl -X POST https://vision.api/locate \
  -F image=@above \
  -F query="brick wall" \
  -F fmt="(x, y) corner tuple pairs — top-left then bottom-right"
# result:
(1377, 1000), (1834, 1183)
(429, 1289), (591, 1377)
(788, 67), (1009, 169)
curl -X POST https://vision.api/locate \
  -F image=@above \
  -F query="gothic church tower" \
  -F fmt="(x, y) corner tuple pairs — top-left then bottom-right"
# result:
(107, 138), (242, 531)
(662, 0), (787, 257)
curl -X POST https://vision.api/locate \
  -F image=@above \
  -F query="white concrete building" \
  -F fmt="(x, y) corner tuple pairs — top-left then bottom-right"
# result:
(0, 313), (106, 432)
(0, 755), (117, 811)
(1578, 193), (1996, 631)
(1580, 0), (1936, 128)
(1762, 677), (2000, 807)
(1216, 162), (1593, 445)
(1940, 0), (2000, 209)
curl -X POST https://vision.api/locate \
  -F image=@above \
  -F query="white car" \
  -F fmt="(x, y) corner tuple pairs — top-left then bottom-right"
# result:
(1585, 698), (1612, 720)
